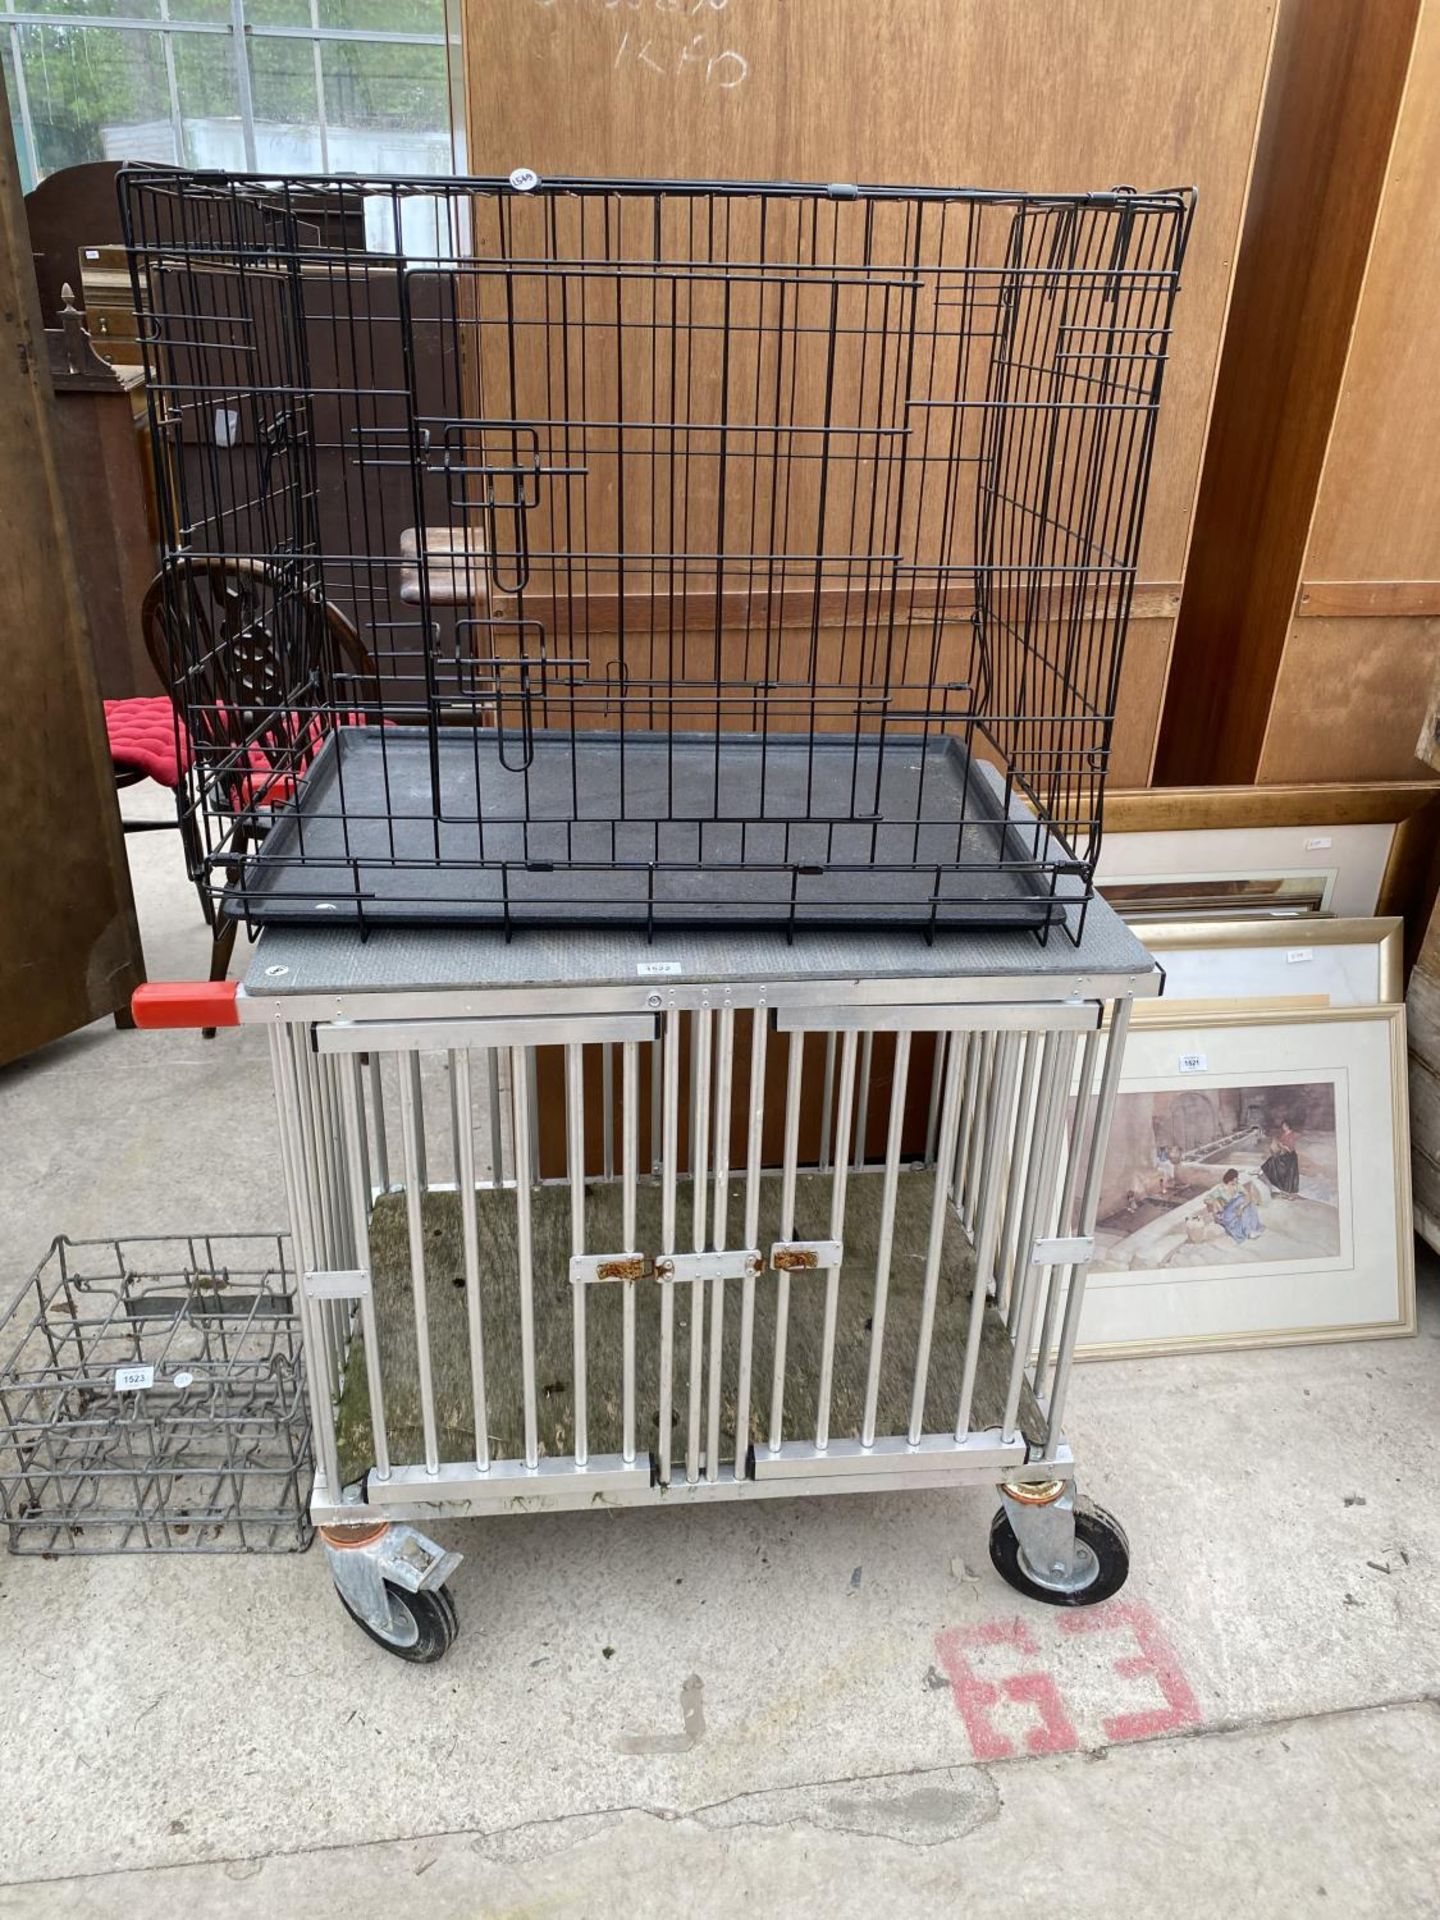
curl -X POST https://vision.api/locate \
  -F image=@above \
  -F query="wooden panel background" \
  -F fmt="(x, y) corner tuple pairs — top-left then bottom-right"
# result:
(1152, 0), (1422, 785)
(1259, 0), (1440, 784)
(1260, 617), (1440, 784)
(462, 0), (1277, 783)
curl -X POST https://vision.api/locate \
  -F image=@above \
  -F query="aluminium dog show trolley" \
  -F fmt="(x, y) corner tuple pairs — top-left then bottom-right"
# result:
(137, 907), (1158, 1663)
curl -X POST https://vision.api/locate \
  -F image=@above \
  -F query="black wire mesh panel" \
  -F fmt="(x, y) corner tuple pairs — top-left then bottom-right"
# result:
(0, 1235), (312, 1554)
(123, 170), (1194, 939)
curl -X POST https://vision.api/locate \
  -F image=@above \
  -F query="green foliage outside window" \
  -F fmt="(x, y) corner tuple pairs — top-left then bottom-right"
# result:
(4, 0), (448, 187)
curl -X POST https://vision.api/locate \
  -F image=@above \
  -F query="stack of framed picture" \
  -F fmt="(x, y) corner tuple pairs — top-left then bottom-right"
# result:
(1072, 782), (1431, 1360)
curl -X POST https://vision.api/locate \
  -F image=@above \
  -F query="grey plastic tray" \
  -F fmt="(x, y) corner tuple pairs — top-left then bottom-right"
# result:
(239, 726), (1085, 932)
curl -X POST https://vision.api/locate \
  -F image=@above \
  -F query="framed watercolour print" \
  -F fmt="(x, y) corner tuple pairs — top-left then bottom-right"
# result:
(1073, 1005), (1414, 1358)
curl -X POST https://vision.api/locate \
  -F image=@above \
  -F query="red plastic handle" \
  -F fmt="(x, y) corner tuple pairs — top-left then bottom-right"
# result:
(131, 982), (240, 1029)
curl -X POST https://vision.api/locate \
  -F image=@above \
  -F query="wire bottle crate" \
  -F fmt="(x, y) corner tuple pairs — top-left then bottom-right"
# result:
(0, 1234), (313, 1555)
(123, 169), (1194, 940)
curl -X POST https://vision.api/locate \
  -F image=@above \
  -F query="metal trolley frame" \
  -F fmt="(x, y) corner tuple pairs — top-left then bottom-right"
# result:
(145, 901), (1163, 1661)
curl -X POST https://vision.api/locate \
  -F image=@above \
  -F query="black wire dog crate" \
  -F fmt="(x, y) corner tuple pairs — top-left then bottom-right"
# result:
(123, 170), (1193, 939)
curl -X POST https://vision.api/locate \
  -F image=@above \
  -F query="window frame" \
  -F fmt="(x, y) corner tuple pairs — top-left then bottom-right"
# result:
(4, 0), (462, 189)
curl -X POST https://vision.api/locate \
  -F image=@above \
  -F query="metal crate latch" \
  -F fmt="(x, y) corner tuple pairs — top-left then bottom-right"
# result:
(303, 1268), (372, 1301)
(570, 1252), (652, 1285)
(654, 1250), (762, 1284)
(1029, 1236), (1094, 1268)
(768, 1239), (843, 1272)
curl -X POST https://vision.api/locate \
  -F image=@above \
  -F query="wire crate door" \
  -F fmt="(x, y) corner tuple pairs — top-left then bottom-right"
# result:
(402, 190), (930, 807)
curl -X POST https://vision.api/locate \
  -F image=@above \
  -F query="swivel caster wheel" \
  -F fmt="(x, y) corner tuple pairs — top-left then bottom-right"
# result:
(989, 1494), (1129, 1608)
(321, 1513), (464, 1665)
(336, 1577), (459, 1663)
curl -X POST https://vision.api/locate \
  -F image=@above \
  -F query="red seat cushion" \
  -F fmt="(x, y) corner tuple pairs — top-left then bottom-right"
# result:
(106, 697), (191, 789)
(107, 699), (377, 805)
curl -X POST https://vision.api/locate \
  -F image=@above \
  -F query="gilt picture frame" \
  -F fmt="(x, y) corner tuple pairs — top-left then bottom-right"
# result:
(1130, 917), (1403, 1016)
(1073, 1005), (1414, 1359)
(1100, 782), (1440, 942)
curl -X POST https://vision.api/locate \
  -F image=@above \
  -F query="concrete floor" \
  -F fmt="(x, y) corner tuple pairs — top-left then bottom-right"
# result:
(1, 785), (1438, 1917)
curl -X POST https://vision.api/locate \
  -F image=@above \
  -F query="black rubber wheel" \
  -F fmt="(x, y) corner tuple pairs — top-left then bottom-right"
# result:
(988, 1496), (1130, 1608)
(336, 1579), (459, 1663)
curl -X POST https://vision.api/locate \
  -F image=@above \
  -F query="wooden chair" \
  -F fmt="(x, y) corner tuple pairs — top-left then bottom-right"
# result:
(107, 558), (376, 1018)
